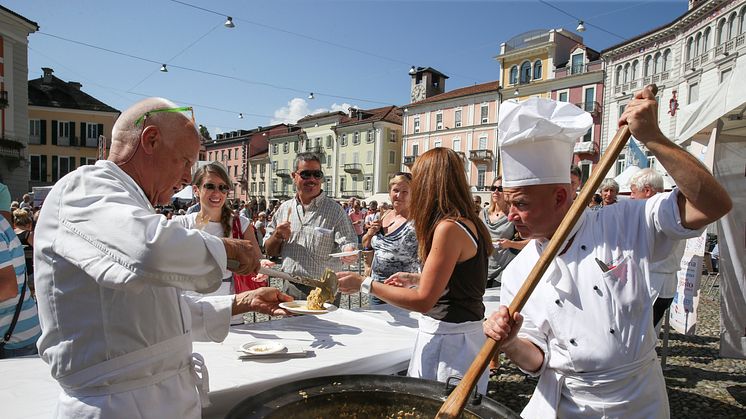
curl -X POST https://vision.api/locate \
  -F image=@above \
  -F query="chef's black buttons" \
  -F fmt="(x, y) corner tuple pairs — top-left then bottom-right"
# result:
(593, 285), (599, 291)
(609, 328), (615, 334)
(555, 299), (561, 305)
(569, 338), (577, 345)
(581, 245), (587, 251)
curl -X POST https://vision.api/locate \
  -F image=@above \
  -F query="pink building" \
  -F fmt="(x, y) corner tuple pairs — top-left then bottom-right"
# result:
(402, 68), (501, 191)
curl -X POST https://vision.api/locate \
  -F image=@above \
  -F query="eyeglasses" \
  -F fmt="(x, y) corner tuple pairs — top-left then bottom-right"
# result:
(134, 106), (195, 128)
(394, 172), (412, 180)
(201, 183), (231, 194)
(297, 170), (324, 179)
(490, 185), (503, 192)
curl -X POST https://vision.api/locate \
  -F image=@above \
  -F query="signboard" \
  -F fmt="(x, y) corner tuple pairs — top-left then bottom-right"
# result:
(669, 230), (707, 335)
(32, 186), (53, 208)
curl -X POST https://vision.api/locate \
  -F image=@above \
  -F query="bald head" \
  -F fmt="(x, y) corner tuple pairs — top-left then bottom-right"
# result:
(502, 183), (573, 240)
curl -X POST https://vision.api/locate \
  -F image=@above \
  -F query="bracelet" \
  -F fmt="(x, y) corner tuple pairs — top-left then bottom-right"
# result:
(360, 276), (374, 294)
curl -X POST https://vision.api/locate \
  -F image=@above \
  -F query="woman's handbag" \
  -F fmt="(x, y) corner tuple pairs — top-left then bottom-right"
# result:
(0, 275), (27, 359)
(231, 217), (267, 293)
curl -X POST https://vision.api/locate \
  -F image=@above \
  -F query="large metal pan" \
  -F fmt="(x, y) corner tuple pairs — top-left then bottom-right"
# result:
(226, 374), (520, 418)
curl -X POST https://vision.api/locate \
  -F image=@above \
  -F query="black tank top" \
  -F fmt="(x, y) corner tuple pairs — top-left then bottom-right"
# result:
(425, 220), (487, 323)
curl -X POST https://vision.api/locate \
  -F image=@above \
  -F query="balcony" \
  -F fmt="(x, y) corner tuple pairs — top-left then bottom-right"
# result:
(469, 149), (494, 162)
(275, 168), (291, 178)
(307, 145), (324, 155)
(341, 190), (363, 199)
(573, 141), (597, 155)
(555, 61), (603, 78)
(403, 155), (417, 166)
(455, 151), (466, 162)
(343, 163), (363, 174)
(574, 101), (601, 117)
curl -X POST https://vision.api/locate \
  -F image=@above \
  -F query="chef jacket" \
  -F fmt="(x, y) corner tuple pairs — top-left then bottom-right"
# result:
(34, 160), (232, 418)
(500, 190), (701, 418)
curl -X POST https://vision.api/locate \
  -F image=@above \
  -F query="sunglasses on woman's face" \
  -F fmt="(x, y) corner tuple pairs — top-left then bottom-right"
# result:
(490, 185), (503, 192)
(201, 183), (230, 194)
(297, 170), (324, 179)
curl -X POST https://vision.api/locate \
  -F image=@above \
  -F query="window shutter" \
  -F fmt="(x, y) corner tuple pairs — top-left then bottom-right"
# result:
(52, 120), (58, 145)
(80, 157), (86, 166)
(52, 156), (59, 181)
(97, 124), (104, 147)
(41, 156), (48, 182)
(80, 123), (87, 146)
(69, 157), (76, 170)
(40, 120), (47, 145)
(70, 122), (77, 146)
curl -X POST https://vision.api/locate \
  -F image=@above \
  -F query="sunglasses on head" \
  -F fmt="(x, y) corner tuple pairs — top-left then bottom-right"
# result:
(201, 183), (230, 194)
(297, 170), (324, 179)
(490, 185), (503, 192)
(395, 172), (412, 180)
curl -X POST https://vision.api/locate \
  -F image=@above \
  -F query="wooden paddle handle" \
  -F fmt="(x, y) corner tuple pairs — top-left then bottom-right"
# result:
(435, 85), (657, 418)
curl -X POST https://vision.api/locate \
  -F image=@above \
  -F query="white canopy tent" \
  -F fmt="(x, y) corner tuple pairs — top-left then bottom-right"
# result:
(614, 165), (676, 193)
(675, 55), (746, 359)
(172, 185), (194, 200)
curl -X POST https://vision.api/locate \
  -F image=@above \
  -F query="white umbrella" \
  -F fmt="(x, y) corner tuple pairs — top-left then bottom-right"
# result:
(172, 185), (194, 200)
(614, 165), (640, 193)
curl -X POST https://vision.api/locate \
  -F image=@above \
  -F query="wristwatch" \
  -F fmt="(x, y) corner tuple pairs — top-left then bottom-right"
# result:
(360, 276), (374, 294)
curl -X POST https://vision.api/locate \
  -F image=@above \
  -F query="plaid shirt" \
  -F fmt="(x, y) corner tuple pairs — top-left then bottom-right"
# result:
(264, 192), (357, 281)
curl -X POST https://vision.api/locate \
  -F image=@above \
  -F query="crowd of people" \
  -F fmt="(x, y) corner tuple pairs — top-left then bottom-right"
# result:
(0, 87), (733, 419)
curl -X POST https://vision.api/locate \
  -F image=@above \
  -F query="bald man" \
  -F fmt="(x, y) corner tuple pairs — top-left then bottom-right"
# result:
(34, 98), (292, 418)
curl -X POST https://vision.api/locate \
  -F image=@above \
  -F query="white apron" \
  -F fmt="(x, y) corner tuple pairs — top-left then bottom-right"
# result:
(54, 333), (210, 419)
(408, 314), (489, 394)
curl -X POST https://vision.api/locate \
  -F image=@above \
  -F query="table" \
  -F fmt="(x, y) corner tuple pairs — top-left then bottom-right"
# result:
(0, 289), (501, 418)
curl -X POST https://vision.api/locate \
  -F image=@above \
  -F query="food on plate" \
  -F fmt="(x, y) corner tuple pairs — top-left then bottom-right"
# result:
(307, 287), (325, 310)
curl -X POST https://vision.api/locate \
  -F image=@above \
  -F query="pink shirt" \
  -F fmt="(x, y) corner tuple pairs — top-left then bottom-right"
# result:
(349, 210), (365, 235)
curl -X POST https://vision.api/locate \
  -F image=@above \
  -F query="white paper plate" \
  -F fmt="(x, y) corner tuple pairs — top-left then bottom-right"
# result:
(239, 341), (286, 355)
(328, 250), (359, 258)
(279, 301), (336, 315)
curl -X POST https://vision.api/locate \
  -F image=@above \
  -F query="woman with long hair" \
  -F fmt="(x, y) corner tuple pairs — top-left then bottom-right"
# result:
(174, 163), (263, 324)
(360, 173), (419, 305)
(337, 148), (493, 392)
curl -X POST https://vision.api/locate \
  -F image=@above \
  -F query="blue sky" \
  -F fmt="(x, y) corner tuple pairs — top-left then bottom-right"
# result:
(6, 0), (687, 136)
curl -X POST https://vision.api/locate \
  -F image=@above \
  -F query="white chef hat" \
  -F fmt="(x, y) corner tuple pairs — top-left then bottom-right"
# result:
(498, 98), (593, 187)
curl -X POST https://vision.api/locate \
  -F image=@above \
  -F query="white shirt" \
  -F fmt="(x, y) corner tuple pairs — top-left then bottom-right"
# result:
(34, 160), (232, 418)
(501, 190), (701, 418)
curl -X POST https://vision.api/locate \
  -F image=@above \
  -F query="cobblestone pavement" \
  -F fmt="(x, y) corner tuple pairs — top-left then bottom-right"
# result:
(486, 292), (746, 417)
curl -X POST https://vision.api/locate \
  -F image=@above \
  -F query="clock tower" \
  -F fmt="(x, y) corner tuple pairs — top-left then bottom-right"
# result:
(409, 67), (448, 103)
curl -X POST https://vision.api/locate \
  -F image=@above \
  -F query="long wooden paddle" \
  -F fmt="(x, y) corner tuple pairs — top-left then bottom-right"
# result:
(435, 85), (657, 418)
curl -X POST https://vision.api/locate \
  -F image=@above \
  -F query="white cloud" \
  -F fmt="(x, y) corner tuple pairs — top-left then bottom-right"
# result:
(270, 98), (355, 124)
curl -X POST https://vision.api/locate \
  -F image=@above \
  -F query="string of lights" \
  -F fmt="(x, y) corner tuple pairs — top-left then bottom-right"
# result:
(537, 0), (628, 41)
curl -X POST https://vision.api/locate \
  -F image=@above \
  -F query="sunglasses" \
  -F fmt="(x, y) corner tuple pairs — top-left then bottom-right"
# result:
(395, 171), (412, 180)
(490, 185), (503, 192)
(201, 183), (231, 194)
(297, 170), (324, 179)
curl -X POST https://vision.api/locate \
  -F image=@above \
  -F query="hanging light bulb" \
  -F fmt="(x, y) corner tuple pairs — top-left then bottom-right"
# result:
(224, 16), (235, 28)
(308, 92), (315, 100)
(576, 21), (586, 32)
(409, 66), (416, 75)
(238, 113), (244, 119)
(160, 64), (168, 72)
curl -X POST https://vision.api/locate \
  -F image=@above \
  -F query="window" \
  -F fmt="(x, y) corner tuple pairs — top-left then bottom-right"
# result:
(703, 28), (711, 53)
(455, 110), (462, 127)
(413, 117), (420, 133)
(520, 61), (531, 84)
(389, 150), (396, 164)
(480, 105), (489, 124)
(339, 176), (346, 193)
(509, 66), (518, 84)
(315, 137), (322, 148)
(366, 129), (375, 143)
(571, 53), (584, 74)
(615, 66), (622, 85)
(688, 83), (699, 104)
(477, 166), (486, 189)
(718, 19), (727, 44)
(453, 138), (461, 151)
(478, 136), (487, 150)
(623, 63), (630, 84)
(87, 158), (96, 165)
(353, 152), (359, 164)
(364, 176), (372, 191)
(283, 142), (289, 153)
(584, 87), (595, 112)
(436, 113), (443, 130)
(533, 60), (542, 79)
(631, 60), (638, 80)
(326, 135), (333, 148)
(30, 155), (46, 182)
(644, 56), (653, 77)
(729, 13), (738, 40)
(654, 52), (662, 74)
(272, 144), (278, 154)
(353, 131), (360, 145)
(366, 150), (373, 164)
(58, 156), (75, 179)
(558, 91), (568, 102)
(582, 125), (592, 143)
(615, 153), (627, 175)
(412, 144), (419, 156)
(341, 133), (348, 146)
(251, 182), (257, 193)
(389, 130), (397, 143)
(325, 176), (332, 192)
(742, 7), (746, 35)
(29, 120), (41, 144)
(434, 140), (442, 148)
(234, 166), (238, 177)
(340, 153), (346, 165)
(208, 151), (212, 160)
(271, 161), (277, 172)
(259, 181), (265, 193)
(327, 154), (333, 168)
(228, 149), (232, 159)
(58, 121), (70, 146)
(662, 49), (670, 72)
(721, 68), (732, 83)
(618, 104), (627, 119)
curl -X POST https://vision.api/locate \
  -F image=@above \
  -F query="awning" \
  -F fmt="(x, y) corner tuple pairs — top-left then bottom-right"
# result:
(172, 185), (194, 200)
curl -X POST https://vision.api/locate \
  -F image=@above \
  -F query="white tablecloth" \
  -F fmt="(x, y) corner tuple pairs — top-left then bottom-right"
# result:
(0, 289), (502, 418)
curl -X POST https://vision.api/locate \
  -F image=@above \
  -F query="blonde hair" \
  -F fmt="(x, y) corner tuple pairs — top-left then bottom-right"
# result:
(410, 148), (492, 262)
(389, 173), (412, 189)
(13, 209), (33, 227)
(487, 176), (502, 215)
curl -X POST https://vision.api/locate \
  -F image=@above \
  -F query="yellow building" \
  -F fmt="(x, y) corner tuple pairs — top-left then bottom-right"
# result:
(28, 68), (119, 186)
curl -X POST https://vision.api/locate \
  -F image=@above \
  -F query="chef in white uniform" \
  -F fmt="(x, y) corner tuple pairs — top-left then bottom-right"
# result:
(34, 98), (292, 418)
(483, 87), (732, 418)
